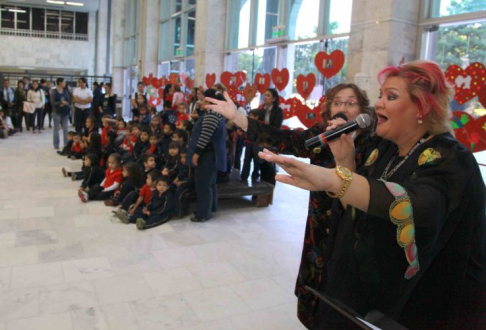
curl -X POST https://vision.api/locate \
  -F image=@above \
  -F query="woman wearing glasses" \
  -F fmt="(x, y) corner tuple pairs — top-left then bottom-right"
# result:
(207, 82), (377, 328)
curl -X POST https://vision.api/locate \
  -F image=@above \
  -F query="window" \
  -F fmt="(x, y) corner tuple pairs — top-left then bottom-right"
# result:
(75, 12), (88, 35)
(1, 6), (15, 29)
(186, 10), (195, 56)
(159, 22), (170, 61)
(16, 7), (30, 30)
(256, 0), (279, 45)
(288, 0), (319, 40)
(328, 0), (352, 34)
(431, 0), (486, 18)
(125, 0), (139, 67)
(173, 16), (182, 57)
(61, 11), (74, 34)
(46, 10), (60, 32)
(32, 8), (44, 31)
(227, 0), (251, 49)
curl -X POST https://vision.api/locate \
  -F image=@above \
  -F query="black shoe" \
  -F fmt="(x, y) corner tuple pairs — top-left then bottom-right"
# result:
(190, 216), (207, 222)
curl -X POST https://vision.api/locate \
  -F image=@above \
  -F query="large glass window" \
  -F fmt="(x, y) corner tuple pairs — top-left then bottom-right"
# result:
(1, 6), (15, 29)
(431, 0), (486, 18)
(46, 10), (60, 32)
(75, 12), (88, 35)
(32, 8), (44, 31)
(256, 0), (279, 45)
(186, 10), (196, 56)
(159, 22), (170, 61)
(16, 7), (30, 30)
(124, 0), (139, 67)
(328, 0), (352, 34)
(61, 11), (74, 34)
(173, 16), (182, 57)
(288, 0), (318, 40)
(227, 0), (251, 49)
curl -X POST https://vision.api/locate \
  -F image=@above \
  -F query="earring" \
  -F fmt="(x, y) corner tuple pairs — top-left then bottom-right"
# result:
(418, 118), (423, 125)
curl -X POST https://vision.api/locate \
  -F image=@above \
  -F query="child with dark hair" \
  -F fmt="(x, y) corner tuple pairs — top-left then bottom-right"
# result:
(135, 176), (175, 230)
(138, 105), (152, 129)
(105, 161), (144, 207)
(149, 106), (157, 118)
(148, 135), (163, 165)
(157, 123), (175, 157)
(57, 131), (75, 156)
(115, 170), (159, 223)
(101, 115), (115, 148)
(181, 120), (193, 134)
(78, 153), (105, 193)
(70, 133), (85, 160)
(162, 141), (181, 181)
(115, 118), (128, 146)
(172, 129), (189, 148)
(141, 153), (157, 182)
(133, 129), (151, 164)
(101, 129), (117, 168)
(173, 149), (192, 218)
(150, 116), (161, 138)
(120, 125), (140, 162)
(79, 153), (123, 202)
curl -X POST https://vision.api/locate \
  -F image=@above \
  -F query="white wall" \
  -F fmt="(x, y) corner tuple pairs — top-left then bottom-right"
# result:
(0, 11), (97, 75)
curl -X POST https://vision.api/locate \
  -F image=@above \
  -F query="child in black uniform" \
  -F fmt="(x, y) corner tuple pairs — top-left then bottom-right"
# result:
(173, 149), (192, 218)
(135, 176), (175, 230)
(162, 141), (181, 182)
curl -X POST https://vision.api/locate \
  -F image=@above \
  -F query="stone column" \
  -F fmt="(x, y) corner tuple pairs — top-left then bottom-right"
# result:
(111, 0), (127, 114)
(194, 0), (227, 87)
(138, 0), (160, 78)
(96, 0), (109, 76)
(346, 0), (421, 101)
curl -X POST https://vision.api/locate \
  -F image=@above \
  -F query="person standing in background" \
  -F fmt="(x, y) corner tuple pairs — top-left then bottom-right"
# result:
(14, 80), (28, 132)
(41, 79), (53, 129)
(1, 79), (15, 127)
(26, 80), (45, 134)
(73, 77), (93, 135)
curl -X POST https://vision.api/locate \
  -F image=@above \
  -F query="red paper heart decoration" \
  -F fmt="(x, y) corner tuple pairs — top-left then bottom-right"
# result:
(315, 50), (345, 79)
(445, 62), (486, 104)
(479, 86), (486, 109)
(161, 76), (168, 87)
(450, 111), (486, 152)
(279, 97), (302, 120)
(228, 88), (246, 107)
(185, 77), (194, 89)
(221, 71), (246, 89)
(297, 104), (322, 128)
(244, 83), (257, 103)
(169, 73), (179, 85)
(296, 74), (316, 100)
(254, 73), (271, 94)
(205, 73), (216, 89)
(271, 68), (289, 92)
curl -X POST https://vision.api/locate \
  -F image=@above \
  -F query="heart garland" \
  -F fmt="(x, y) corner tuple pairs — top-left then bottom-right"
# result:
(244, 83), (257, 103)
(445, 62), (486, 105)
(314, 50), (345, 79)
(450, 111), (486, 152)
(205, 73), (216, 89)
(296, 74), (316, 100)
(221, 71), (246, 89)
(271, 68), (289, 92)
(254, 73), (271, 94)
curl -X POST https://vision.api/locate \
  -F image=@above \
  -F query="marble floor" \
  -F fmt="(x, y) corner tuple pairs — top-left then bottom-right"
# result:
(0, 129), (309, 330)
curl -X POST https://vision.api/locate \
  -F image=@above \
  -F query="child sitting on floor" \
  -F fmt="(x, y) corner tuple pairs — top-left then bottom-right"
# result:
(135, 176), (175, 230)
(58, 131), (75, 156)
(77, 153), (105, 193)
(79, 153), (123, 202)
(70, 133), (85, 160)
(105, 161), (143, 207)
(173, 148), (192, 218)
(162, 141), (181, 182)
(115, 170), (158, 223)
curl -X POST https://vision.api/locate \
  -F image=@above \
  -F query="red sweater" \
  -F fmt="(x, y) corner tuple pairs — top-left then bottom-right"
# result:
(102, 168), (123, 189)
(71, 143), (84, 154)
(149, 144), (157, 154)
(139, 184), (153, 205)
(176, 112), (190, 127)
(101, 126), (112, 146)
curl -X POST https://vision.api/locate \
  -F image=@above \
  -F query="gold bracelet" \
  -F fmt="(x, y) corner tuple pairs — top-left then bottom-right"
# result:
(326, 165), (353, 199)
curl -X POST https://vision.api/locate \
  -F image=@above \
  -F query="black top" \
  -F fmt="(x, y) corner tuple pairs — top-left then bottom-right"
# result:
(101, 93), (117, 116)
(313, 133), (486, 329)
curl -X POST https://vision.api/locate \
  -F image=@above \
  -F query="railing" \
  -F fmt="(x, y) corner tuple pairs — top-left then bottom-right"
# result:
(0, 73), (111, 90)
(0, 28), (88, 41)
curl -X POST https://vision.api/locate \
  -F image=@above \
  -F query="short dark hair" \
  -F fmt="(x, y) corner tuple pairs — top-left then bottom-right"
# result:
(131, 124), (141, 132)
(137, 81), (144, 86)
(165, 123), (176, 132)
(40, 79), (46, 84)
(173, 129), (188, 144)
(67, 131), (76, 136)
(142, 153), (155, 164)
(156, 176), (171, 186)
(78, 77), (87, 84)
(169, 141), (182, 153)
(56, 78), (64, 86)
(148, 170), (160, 181)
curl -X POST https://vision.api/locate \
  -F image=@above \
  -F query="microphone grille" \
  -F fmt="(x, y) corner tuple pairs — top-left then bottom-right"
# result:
(356, 114), (372, 128)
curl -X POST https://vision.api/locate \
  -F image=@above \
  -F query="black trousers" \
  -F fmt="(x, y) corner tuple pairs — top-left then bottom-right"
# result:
(260, 161), (276, 186)
(87, 184), (114, 201)
(241, 144), (261, 181)
(75, 107), (91, 134)
(41, 103), (52, 128)
(30, 108), (43, 131)
(194, 150), (218, 220)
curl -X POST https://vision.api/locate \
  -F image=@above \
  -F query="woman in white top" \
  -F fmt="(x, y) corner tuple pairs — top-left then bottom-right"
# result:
(27, 80), (45, 134)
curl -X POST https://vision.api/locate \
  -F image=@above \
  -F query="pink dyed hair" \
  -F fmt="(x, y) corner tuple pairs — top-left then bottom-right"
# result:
(377, 60), (453, 134)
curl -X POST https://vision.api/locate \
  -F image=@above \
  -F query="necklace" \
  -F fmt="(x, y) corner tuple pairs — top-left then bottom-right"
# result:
(380, 133), (429, 181)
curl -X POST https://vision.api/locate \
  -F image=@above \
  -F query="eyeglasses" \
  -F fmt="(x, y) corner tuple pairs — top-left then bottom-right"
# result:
(331, 101), (360, 108)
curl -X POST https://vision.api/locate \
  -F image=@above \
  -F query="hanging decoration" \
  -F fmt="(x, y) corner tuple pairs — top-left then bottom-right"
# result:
(169, 73), (179, 85)
(445, 62), (486, 104)
(221, 71), (246, 89)
(296, 103), (322, 129)
(185, 77), (194, 89)
(244, 83), (258, 103)
(205, 73), (216, 89)
(279, 97), (301, 120)
(254, 73), (271, 94)
(314, 50), (345, 79)
(271, 68), (290, 92)
(142, 73), (164, 107)
(296, 73), (316, 100)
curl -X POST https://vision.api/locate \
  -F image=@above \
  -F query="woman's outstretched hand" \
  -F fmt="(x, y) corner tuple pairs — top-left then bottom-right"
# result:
(258, 149), (336, 192)
(204, 92), (238, 121)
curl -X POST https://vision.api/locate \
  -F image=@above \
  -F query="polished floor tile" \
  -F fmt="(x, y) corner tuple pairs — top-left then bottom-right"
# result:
(0, 129), (307, 328)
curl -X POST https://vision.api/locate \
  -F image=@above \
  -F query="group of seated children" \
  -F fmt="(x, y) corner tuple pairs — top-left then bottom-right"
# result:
(60, 112), (192, 230)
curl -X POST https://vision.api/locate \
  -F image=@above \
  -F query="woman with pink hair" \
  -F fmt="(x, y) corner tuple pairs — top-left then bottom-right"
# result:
(207, 60), (486, 329)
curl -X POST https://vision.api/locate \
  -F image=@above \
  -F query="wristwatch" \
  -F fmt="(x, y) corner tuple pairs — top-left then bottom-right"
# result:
(326, 165), (353, 199)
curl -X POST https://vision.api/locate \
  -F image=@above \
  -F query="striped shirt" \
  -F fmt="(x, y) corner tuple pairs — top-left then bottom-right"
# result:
(195, 110), (223, 154)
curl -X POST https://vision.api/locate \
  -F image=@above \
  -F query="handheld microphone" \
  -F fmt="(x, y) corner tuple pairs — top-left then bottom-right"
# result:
(304, 113), (372, 150)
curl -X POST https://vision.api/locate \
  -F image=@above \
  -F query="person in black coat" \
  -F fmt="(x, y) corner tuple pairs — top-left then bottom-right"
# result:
(135, 176), (175, 230)
(78, 153), (105, 192)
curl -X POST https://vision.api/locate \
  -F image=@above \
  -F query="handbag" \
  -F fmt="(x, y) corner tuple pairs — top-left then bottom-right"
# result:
(23, 102), (35, 114)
